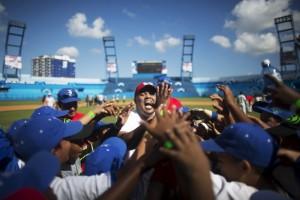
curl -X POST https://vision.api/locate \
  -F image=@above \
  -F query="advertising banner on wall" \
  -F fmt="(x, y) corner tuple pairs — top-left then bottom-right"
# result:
(182, 62), (192, 72)
(5, 55), (22, 69)
(107, 63), (117, 72)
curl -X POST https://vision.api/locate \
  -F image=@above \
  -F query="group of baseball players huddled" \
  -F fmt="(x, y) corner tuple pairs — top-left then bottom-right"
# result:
(0, 75), (300, 200)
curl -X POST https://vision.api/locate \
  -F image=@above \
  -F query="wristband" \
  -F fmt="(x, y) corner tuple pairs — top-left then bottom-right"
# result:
(87, 111), (96, 119)
(286, 114), (300, 125)
(211, 111), (218, 121)
(63, 118), (71, 123)
(163, 140), (174, 149)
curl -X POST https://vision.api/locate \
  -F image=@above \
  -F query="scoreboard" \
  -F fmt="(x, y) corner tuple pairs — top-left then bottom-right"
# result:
(137, 62), (162, 73)
(133, 61), (167, 74)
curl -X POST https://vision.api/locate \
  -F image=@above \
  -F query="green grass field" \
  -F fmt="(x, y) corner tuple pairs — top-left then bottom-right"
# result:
(0, 98), (213, 131)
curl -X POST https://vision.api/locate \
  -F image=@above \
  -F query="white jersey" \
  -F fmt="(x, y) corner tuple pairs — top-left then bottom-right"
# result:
(50, 172), (112, 200)
(237, 94), (247, 113)
(119, 111), (142, 133)
(211, 172), (258, 200)
(237, 94), (247, 105)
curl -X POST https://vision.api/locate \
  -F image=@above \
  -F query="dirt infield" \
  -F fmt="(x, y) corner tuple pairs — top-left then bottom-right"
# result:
(0, 100), (212, 112)
(0, 105), (41, 112)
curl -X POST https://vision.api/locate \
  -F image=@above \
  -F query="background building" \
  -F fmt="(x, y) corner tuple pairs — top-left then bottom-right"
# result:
(32, 55), (76, 78)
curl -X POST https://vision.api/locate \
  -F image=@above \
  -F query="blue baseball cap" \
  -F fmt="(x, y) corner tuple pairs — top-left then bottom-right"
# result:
(31, 106), (68, 119)
(201, 122), (278, 168)
(0, 129), (14, 162)
(57, 88), (80, 104)
(0, 151), (59, 199)
(180, 106), (190, 113)
(7, 119), (28, 141)
(85, 137), (127, 176)
(1, 128), (22, 173)
(13, 116), (83, 161)
(250, 190), (288, 200)
(253, 101), (293, 120)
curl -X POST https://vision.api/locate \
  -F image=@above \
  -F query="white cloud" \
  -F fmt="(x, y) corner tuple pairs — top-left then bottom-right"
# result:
(225, 0), (291, 33)
(0, 3), (5, 14)
(66, 13), (111, 39)
(90, 48), (101, 54)
(220, 0), (299, 55)
(56, 46), (79, 58)
(210, 35), (231, 48)
(133, 36), (150, 46)
(234, 32), (279, 54)
(122, 8), (136, 18)
(154, 34), (181, 53)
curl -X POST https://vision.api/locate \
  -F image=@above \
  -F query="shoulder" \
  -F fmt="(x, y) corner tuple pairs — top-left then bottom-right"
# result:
(120, 111), (142, 133)
(210, 172), (257, 200)
(50, 173), (112, 199)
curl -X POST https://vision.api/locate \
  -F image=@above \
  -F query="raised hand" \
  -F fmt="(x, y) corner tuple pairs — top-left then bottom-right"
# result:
(209, 93), (223, 103)
(209, 93), (224, 113)
(264, 74), (300, 108)
(216, 84), (236, 106)
(216, 84), (251, 123)
(116, 102), (135, 128)
(156, 82), (173, 107)
(142, 105), (187, 141)
(93, 102), (120, 120)
(159, 118), (214, 200)
(160, 120), (201, 169)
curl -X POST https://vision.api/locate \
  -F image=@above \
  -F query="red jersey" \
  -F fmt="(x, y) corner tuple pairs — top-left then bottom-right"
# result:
(70, 112), (84, 121)
(166, 97), (182, 111)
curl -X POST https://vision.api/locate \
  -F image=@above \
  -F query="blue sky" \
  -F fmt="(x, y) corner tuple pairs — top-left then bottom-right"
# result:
(0, 0), (299, 79)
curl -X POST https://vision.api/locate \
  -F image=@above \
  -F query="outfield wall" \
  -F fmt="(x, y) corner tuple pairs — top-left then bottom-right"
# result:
(0, 74), (299, 101)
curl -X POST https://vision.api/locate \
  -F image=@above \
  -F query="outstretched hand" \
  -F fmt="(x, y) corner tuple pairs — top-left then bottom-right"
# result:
(116, 102), (135, 128)
(159, 120), (202, 170)
(216, 84), (236, 106)
(264, 74), (300, 108)
(159, 118), (214, 200)
(142, 105), (189, 141)
(156, 82), (173, 107)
